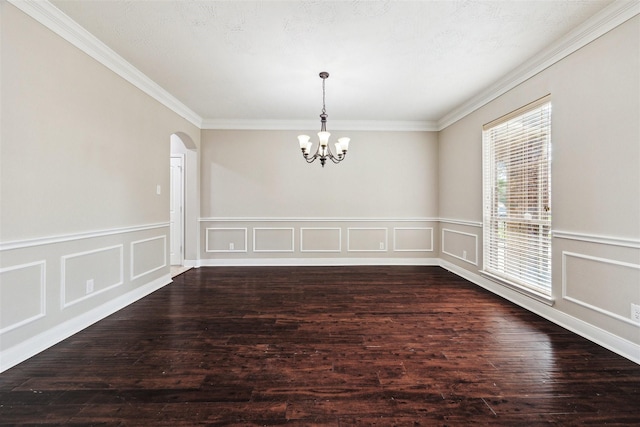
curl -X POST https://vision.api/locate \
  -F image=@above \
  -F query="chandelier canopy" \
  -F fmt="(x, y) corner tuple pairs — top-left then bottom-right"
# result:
(298, 72), (350, 167)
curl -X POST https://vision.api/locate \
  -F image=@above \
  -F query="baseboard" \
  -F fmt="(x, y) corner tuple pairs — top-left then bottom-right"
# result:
(439, 259), (640, 365)
(197, 257), (440, 267)
(0, 274), (172, 373)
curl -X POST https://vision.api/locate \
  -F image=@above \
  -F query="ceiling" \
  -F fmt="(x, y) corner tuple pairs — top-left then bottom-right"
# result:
(48, 0), (616, 129)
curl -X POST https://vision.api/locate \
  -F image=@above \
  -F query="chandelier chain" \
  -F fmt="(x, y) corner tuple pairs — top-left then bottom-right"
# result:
(322, 77), (326, 115)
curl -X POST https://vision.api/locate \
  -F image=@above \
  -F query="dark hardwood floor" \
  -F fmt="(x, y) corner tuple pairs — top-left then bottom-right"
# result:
(1, 266), (639, 426)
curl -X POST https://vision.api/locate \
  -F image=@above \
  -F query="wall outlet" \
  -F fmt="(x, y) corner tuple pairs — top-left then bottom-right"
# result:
(462, 250), (467, 260)
(379, 242), (385, 250)
(86, 279), (94, 294)
(229, 243), (234, 250)
(631, 303), (640, 324)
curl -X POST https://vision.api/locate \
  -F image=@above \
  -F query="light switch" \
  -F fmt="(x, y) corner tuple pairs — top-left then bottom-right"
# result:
(156, 185), (161, 195)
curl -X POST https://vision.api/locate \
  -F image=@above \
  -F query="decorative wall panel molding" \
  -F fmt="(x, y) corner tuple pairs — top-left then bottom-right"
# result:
(0, 274), (171, 373)
(442, 228), (478, 265)
(0, 261), (46, 334)
(200, 218), (439, 258)
(393, 227), (434, 252)
(253, 228), (295, 253)
(61, 245), (124, 309)
(562, 251), (640, 326)
(199, 217), (437, 223)
(347, 228), (388, 252)
(0, 223), (172, 372)
(553, 230), (640, 249)
(439, 218), (483, 228)
(205, 228), (248, 253)
(300, 228), (342, 253)
(0, 222), (169, 251)
(130, 235), (167, 280)
(440, 259), (640, 365)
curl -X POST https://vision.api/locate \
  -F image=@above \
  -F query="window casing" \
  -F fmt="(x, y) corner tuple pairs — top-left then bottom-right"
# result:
(482, 96), (552, 297)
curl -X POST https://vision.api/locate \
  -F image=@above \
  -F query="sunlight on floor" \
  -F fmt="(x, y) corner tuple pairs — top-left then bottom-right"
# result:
(170, 265), (191, 278)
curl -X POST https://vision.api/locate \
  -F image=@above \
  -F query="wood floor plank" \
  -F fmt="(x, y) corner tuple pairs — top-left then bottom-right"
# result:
(1, 266), (639, 425)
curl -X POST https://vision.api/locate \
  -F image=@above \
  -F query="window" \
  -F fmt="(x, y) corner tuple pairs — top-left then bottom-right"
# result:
(482, 96), (552, 297)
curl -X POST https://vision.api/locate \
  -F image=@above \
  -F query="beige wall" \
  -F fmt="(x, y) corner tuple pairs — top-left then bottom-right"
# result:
(438, 16), (640, 349)
(201, 130), (438, 218)
(0, 3), (200, 370)
(199, 129), (439, 263)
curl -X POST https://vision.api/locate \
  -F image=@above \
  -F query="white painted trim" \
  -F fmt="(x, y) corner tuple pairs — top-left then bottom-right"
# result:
(252, 227), (295, 253)
(347, 227), (388, 252)
(199, 217), (438, 223)
(10, 1), (636, 133)
(170, 154), (186, 266)
(198, 257), (439, 267)
(60, 245), (124, 309)
(440, 259), (639, 365)
(393, 227), (434, 252)
(562, 251), (640, 327)
(130, 235), (168, 281)
(0, 274), (172, 373)
(553, 230), (640, 249)
(438, 0), (640, 130)
(200, 119), (437, 132)
(204, 227), (248, 253)
(0, 222), (170, 251)
(480, 269), (554, 305)
(441, 228), (479, 266)
(0, 261), (47, 334)
(300, 227), (342, 253)
(439, 218), (483, 228)
(7, 0), (202, 128)
(183, 259), (199, 268)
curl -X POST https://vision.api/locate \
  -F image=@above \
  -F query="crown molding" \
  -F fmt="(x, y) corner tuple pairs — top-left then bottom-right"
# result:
(437, 0), (640, 131)
(8, 0), (203, 128)
(201, 119), (438, 132)
(10, 0), (637, 133)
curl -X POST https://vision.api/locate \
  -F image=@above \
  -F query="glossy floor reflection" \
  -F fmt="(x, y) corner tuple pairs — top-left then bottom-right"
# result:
(1, 266), (639, 425)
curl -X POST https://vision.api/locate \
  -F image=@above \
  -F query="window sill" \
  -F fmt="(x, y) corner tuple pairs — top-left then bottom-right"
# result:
(480, 270), (555, 306)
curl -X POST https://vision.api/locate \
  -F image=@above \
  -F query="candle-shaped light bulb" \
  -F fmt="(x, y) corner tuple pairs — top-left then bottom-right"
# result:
(338, 137), (350, 152)
(318, 131), (330, 147)
(298, 135), (310, 150)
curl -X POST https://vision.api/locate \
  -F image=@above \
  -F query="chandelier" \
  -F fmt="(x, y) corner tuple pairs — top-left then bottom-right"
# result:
(298, 72), (350, 167)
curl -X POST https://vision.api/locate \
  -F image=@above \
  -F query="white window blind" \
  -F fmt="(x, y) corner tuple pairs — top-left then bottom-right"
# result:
(482, 96), (552, 296)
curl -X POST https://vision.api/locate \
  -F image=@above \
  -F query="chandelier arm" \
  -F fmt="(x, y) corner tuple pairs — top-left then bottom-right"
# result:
(328, 152), (346, 164)
(328, 141), (347, 162)
(303, 153), (319, 163)
(324, 143), (341, 164)
(301, 144), (320, 163)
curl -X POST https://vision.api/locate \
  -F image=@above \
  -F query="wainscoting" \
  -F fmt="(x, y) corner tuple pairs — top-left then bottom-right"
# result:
(553, 230), (640, 347)
(2, 218), (638, 372)
(198, 218), (438, 265)
(438, 220), (640, 364)
(0, 223), (172, 372)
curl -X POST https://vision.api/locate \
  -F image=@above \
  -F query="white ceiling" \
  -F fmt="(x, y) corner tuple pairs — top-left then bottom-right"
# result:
(47, 0), (619, 129)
